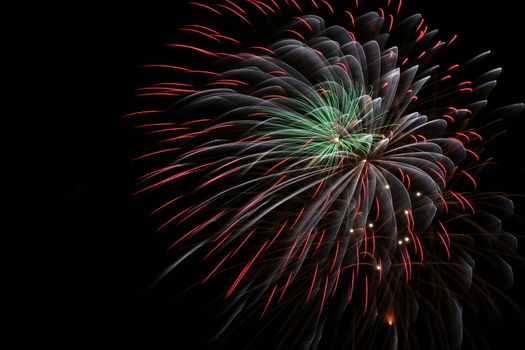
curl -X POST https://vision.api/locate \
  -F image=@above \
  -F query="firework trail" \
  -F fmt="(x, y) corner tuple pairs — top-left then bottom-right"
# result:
(126, 1), (523, 348)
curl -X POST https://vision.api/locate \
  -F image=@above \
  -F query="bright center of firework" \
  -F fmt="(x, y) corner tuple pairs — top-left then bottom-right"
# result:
(262, 82), (383, 167)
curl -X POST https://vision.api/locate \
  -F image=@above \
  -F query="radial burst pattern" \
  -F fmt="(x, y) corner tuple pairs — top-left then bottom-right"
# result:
(127, 1), (523, 348)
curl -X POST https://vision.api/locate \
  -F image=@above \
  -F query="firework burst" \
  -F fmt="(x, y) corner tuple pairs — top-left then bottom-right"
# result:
(127, 1), (523, 348)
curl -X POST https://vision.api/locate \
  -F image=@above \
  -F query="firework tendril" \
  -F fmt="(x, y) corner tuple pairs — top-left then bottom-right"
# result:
(127, 1), (523, 348)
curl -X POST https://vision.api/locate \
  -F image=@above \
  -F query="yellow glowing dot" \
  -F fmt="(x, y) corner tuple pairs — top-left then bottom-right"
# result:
(404, 237), (410, 242)
(416, 192), (421, 197)
(404, 210), (409, 214)
(368, 223), (374, 228)
(385, 184), (390, 189)
(332, 136), (340, 143)
(350, 228), (354, 233)
(385, 313), (395, 326)
(376, 265), (382, 270)
(398, 240), (403, 245)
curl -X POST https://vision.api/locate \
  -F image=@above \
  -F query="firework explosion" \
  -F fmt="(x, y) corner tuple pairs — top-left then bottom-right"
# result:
(127, 1), (522, 348)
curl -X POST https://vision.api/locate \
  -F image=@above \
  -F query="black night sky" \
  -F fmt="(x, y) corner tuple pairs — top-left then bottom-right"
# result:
(8, 0), (525, 348)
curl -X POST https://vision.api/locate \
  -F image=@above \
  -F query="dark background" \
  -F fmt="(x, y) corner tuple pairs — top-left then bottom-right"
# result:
(7, 0), (525, 348)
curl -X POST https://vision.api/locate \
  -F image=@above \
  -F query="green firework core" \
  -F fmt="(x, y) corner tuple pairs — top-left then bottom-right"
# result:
(261, 81), (384, 167)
